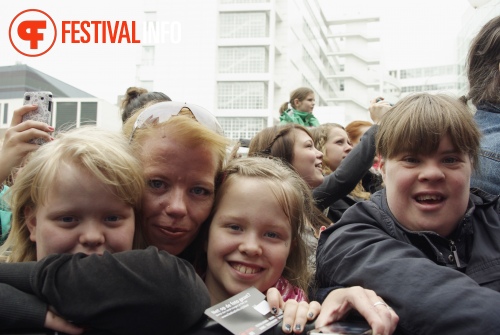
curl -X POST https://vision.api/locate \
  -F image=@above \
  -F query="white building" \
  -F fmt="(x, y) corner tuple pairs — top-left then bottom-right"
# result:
(135, 0), (388, 139)
(388, 64), (463, 99)
(0, 64), (122, 141)
(325, 16), (400, 123)
(457, 0), (500, 97)
(387, 0), (499, 102)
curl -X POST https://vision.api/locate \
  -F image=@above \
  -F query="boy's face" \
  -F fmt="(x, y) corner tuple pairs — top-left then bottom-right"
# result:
(380, 135), (472, 237)
(26, 164), (135, 260)
(204, 177), (292, 304)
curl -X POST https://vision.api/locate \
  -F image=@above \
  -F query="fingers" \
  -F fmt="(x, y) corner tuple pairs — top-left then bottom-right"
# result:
(315, 287), (398, 335)
(10, 105), (39, 127)
(281, 300), (311, 334)
(307, 301), (321, 321)
(346, 287), (398, 335)
(5, 124), (53, 146)
(44, 310), (84, 335)
(368, 101), (392, 124)
(371, 299), (399, 335)
(370, 96), (385, 105)
(266, 287), (284, 315)
(315, 288), (351, 327)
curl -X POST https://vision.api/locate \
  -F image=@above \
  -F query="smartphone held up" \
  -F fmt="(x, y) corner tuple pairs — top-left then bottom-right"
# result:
(22, 91), (53, 144)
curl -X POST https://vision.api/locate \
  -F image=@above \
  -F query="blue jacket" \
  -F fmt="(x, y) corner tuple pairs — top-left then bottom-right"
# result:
(315, 188), (500, 335)
(471, 102), (500, 195)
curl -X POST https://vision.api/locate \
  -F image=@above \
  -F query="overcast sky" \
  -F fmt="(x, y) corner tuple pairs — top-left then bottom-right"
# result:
(2, 0), (478, 104)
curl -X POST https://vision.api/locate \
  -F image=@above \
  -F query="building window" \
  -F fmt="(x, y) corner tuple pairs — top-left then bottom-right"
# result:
(56, 102), (78, 130)
(339, 80), (345, 91)
(217, 117), (266, 140)
(218, 82), (268, 109)
(219, 12), (268, 38)
(302, 47), (320, 80)
(141, 46), (155, 66)
(219, 47), (267, 73)
(2, 104), (7, 125)
(81, 102), (98, 126)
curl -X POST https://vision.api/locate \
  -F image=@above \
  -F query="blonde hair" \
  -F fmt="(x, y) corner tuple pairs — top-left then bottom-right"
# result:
(123, 105), (228, 171)
(2, 127), (145, 262)
(311, 124), (370, 200)
(123, 104), (230, 249)
(377, 93), (481, 169)
(202, 157), (312, 295)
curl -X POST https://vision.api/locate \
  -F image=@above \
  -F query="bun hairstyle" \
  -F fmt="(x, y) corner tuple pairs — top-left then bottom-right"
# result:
(121, 87), (171, 123)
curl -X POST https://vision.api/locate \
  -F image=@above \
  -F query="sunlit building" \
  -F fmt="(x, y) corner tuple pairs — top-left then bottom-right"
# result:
(135, 0), (391, 139)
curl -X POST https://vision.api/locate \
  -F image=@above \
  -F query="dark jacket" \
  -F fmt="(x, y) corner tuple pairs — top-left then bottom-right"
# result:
(313, 125), (379, 211)
(315, 188), (500, 335)
(0, 247), (211, 334)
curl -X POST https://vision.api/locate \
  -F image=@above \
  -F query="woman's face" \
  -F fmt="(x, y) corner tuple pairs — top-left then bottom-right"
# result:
(291, 129), (324, 188)
(140, 132), (219, 255)
(323, 127), (352, 172)
(294, 93), (315, 113)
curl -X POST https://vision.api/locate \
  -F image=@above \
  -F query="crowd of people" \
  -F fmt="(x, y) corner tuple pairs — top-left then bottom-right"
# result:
(0, 14), (498, 335)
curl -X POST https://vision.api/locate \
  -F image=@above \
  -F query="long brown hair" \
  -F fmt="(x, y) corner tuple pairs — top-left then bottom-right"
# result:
(466, 16), (500, 105)
(249, 124), (332, 232)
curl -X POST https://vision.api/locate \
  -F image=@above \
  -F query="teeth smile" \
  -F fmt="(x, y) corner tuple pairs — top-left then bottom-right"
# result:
(416, 195), (442, 201)
(231, 263), (262, 274)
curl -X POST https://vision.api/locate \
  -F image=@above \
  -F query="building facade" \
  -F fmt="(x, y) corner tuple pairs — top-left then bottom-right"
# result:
(135, 0), (389, 139)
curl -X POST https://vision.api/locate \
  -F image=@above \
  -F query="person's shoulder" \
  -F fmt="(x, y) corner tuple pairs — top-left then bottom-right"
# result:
(470, 188), (499, 206)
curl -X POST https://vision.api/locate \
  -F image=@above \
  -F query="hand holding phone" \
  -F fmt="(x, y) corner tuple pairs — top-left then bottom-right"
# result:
(22, 91), (53, 144)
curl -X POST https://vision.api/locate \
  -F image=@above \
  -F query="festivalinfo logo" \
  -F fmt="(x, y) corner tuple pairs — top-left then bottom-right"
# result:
(9, 9), (181, 57)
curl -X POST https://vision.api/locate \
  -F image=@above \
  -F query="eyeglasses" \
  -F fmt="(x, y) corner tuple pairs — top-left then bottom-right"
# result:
(129, 101), (224, 142)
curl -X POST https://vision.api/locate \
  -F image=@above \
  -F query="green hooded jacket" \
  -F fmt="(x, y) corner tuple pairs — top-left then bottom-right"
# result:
(279, 109), (320, 127)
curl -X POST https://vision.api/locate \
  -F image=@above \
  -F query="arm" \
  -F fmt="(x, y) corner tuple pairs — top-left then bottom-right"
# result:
(0, 247), (211, 335)
(0, 105), (54, 183)
(0, 283), (46, 330)
(315, 203), (500, 335)
(313, 125), (378, 210)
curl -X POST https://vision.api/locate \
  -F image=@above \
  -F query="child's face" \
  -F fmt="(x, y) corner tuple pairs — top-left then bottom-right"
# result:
(291, 129), (324, 188)
(295, 93), (315, 113)
(204, 177), (292, 304)
(323, 127), (352, 172)
(26, 164), (135, 260)
(380, 135), (472, 237)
